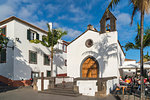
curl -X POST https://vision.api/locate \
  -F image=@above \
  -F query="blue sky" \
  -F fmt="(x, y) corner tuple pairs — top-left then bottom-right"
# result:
(0, 0), (150, 62)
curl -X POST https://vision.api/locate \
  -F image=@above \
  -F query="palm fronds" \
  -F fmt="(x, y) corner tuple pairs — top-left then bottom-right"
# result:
(108, 0), (120, 9)
(30, 23), (67, 48)
(125, 24), (150, 51)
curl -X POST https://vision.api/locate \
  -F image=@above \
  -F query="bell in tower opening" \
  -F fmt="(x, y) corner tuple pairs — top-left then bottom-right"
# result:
(100, 10), (117, 33)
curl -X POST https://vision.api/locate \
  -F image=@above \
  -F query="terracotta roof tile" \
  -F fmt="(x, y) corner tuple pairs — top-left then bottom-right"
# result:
(125, 59), (136, 61)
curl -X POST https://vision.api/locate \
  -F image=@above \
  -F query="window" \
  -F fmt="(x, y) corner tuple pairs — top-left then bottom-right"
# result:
(31, 71), (39, 78)
(65, 59), (67, 66)
(27, 29), (39, 40)
(63, 44), (67, 53)
(1, 27), (6, 35)
(47, 71), (51, 77)
(85, 39), (93, 48)
(29, 50), (37, 64)
(0, 49), (6, 63)
(44, 54), (50, 65)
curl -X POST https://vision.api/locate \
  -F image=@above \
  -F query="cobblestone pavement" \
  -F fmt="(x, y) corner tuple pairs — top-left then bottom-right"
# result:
(0, 87), (117, 100)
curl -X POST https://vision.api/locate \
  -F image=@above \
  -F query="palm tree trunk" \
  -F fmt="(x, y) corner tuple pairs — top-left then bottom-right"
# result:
(140, 5), (145, 99)
(50, 29), (54, 77)
(51, 46), (53, 77)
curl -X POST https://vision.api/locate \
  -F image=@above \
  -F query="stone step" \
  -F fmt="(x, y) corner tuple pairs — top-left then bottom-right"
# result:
(51, 87), (73, 91)
(39, 86), (80, 97)
(39, 90), (80, 97)
(55, 85), (73, 88)
(42, 87), (78, 93)
(50, 89), (78, 94)
(55, 83), (74, 88)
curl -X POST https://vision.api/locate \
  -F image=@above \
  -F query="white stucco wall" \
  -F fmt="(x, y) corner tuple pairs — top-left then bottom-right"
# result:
(67, 30), (120, 78)
(77, 80), (98, 96)
(0, 21), (15, 80)
(117, 42), (125, 67)
(37, 79), (49, 91)
(55, 77), (73, 84)
(106, 78), (118, 95)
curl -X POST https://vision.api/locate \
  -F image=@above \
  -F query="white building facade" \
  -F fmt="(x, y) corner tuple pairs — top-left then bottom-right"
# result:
(0, 16), (68, 84)
(67, 10), (125, 96)
(120, 59), (150, 77)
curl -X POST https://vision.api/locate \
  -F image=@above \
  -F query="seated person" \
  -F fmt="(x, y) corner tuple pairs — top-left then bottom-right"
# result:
(119, 76), (125, 85)
(125, 78), (131, 84)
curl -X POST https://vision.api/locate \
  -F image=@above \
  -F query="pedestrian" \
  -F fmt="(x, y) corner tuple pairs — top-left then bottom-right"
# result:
(30, 78), (33, 86)
(125, 75), (128, 80)
(148, 72), (150, 82)
(138, 79), (141, 91)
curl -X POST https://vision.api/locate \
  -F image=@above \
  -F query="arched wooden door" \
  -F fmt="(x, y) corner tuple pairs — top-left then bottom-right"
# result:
(82, 57), (98, 78)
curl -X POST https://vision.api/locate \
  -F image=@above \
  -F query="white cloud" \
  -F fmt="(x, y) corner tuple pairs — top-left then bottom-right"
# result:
(18, 7), (32, 18)
(17, 3), (39, 20)
(45, 4), (60, 17)
(117, 13), (131, 25)
(63, 27), (81, 38)
(0, 0), (40, 21)
(53, 22), (81, 39)
(68, 4), (92, 22)
(0, 4), (15, 20)
(69, 4), (82, 14)
(116, 13), (131, 30)
(32, 20), (48, 30)
(58, 15), (68, 20)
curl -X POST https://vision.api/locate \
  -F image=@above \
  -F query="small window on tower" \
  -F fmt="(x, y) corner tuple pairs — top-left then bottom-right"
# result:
(106, 19), (110, 32)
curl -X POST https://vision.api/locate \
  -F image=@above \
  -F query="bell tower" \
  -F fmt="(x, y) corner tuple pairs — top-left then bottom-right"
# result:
(100, 10), (117, 33)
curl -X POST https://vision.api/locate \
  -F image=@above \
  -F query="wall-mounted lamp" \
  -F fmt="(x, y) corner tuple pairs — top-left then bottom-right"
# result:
(15, 37), (19, 42)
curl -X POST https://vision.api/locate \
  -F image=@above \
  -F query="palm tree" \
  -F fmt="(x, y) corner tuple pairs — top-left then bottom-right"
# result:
(0, 29), (9, 52)
(107, 0), (150, 98)
(30, 24), (67, 77)
(125, 24), (150, 51)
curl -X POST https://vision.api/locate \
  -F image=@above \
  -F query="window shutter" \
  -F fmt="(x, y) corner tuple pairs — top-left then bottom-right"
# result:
(42, 35), (45, 42)
(34, 53), (37, 63)
(27, 29), (31, 40)
(36, 33), (39, 40)
(31, 52), (34, 62)
(32, 53), (34, 62)
(1, 49), (6, 62)
(29, 51), (32, 63)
